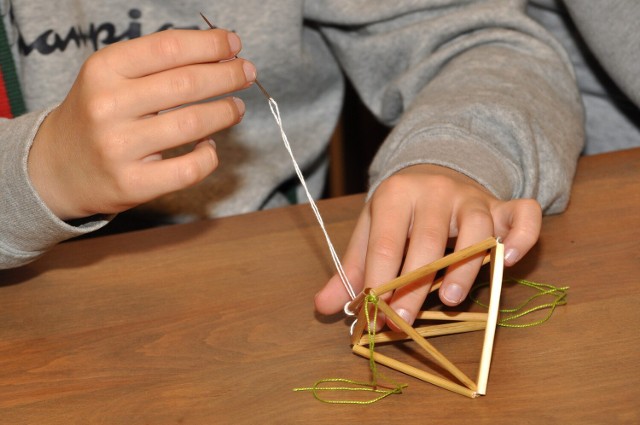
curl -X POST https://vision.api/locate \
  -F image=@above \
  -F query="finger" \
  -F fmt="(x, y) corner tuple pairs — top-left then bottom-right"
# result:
(492, 199), (542, 266)
(124, 59), (255, 116)
(123, 139), (219, 205)
(101, 29), (242, 79)
(387, 199), (451, 327)
(315, 205), (371, 315)
(128, 97), (245, 158)
(363, 187), (414, 328)
(440, 205), (494, 306)
(365, 190), (413, 295)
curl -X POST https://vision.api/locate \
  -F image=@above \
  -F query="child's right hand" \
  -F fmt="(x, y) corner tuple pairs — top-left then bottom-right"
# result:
(28, 29), (255, 220)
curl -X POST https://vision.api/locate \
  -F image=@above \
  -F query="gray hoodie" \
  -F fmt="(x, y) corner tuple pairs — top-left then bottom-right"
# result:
(0, 0), (586, 268)
(529, 0), (640, 155)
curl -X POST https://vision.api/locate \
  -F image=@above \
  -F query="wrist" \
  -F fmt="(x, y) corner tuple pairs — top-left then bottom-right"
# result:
(28, 111), (84, 220)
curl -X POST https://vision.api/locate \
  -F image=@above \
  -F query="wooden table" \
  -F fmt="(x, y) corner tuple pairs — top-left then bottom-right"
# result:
(1, 148), (639, 424)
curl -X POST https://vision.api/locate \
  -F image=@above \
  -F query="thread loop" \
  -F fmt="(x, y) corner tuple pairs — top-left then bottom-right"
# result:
(471, 277), (569, 328)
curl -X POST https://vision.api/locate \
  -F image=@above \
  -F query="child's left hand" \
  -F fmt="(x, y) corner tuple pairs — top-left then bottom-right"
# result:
(314, 164), (541, 328)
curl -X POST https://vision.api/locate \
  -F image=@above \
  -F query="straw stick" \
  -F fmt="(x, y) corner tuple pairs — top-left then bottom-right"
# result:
(350, 301), (370, 346)
(346, 291), (366, 316)
(476, 242), (504, 395)
(415, 311), (489, 322)
(360, 321), (486, 344)
(347, 245), (494, 313)
(429, 253), (492, 293)
(373, 237), (497, 298)
(429, 281), (442, 294)
(375, 297), (477, 391)
(352, 345), (477, 398)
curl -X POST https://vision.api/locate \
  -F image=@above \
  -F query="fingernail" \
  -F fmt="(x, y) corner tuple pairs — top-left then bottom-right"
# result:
(195, 138), (217, 151)
(443, 283), (464, 304)
(504, 248), (520, 266)
(227, 32), (241, 54)
(243, 61), (257, 82)
(141, 153), (162, 163)
(232, 97), (245, 117)
(396, 308), (414, 326)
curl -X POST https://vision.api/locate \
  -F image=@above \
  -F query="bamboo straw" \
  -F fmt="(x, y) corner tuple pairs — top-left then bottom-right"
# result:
(347, 243), (494, 313)
(429, 253), (492, 293)
(360, 321), (486, 344)
(415, 311), (489, 322)
(346, 292), (366, 317)
(350, 301), (370, 346)
(476, 242), (504, 395)
(429, 281), (442, 293)
(372, 237), (497, 298)
(352, 345), (477, 398)
(375, 297), (477, 391)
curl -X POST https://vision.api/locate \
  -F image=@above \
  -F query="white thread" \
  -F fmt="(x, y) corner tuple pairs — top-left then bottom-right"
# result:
(267, 98), (357, 301)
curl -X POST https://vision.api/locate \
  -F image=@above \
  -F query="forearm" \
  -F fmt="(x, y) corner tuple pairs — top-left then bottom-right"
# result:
(0, 110), (109, 269)
(309, 1), (584, 213)
(369, 42), (584, 214)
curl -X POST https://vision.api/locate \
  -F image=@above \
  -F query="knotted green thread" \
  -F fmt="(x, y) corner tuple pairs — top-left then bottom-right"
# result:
(292, 378), (405, 405)
(470, 277), (568, 328)
(296, 278), (567, 403)
(293, 293), (407, 404)
(364, 294), (381, 385)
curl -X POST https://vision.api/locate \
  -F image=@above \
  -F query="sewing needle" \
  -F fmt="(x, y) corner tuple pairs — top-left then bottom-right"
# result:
(199, 12), (272, 100)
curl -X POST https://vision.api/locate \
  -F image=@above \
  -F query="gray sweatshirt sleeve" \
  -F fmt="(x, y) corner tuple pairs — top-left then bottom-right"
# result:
(563, 0), (640, 107)
(307, 0), (584, 214)
(0, 110), (109, 269)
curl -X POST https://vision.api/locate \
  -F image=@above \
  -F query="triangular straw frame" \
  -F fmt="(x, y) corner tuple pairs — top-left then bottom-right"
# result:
(347, 237), (504, 398)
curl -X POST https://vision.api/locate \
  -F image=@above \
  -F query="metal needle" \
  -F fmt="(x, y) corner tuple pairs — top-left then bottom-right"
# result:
(200, 12), (272, 100)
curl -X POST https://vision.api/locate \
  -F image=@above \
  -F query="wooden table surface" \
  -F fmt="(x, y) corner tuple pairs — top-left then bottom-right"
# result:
(1, 148), (639, 424)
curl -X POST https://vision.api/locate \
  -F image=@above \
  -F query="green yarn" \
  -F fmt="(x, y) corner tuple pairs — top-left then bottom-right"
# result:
(296, 277), (568, 403)
(292, 378), (406, 405)
(293, 294), (408, 404)
(470, 277), (569, 328)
